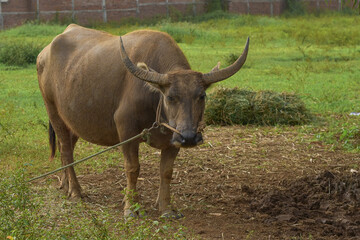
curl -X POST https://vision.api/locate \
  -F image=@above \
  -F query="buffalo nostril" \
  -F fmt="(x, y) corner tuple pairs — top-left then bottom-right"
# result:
(195, 134), (203, 145)
(180, 130), (197, 146)
(182, 131), (196, 140)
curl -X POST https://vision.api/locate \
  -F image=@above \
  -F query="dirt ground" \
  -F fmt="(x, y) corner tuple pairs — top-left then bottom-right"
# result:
(52, 126), (360, 239)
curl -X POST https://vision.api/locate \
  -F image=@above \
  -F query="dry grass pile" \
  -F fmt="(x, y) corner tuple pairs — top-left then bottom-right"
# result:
(205, 87), (313, 126)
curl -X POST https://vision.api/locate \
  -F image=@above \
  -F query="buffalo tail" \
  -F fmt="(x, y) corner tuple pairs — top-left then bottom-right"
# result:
(49, 120), (56, 161)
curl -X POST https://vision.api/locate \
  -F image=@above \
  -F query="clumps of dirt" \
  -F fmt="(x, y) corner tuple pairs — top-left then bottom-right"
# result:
(250, 170), (360, 238)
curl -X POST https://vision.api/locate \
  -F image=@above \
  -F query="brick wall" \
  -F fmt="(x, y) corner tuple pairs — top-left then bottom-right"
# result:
(0, 0), (206, 29)
(303, 0), (342, 12)
(0, 0), (354, 30)
(228, 0), (287, 16)
(228, 0), (346, 16)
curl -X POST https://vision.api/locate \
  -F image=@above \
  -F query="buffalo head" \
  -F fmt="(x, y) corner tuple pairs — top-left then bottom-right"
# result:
(119, 37), (249, 148)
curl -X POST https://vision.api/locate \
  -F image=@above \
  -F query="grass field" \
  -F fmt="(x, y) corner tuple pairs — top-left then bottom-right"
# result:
(1, 11), (360, 239)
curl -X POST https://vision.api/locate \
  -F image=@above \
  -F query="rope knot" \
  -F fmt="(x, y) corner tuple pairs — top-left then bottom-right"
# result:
(142, 129), (151, 145)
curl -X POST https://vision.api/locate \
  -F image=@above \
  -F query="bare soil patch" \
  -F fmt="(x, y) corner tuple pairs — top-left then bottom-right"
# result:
(51, 126), (360, 239)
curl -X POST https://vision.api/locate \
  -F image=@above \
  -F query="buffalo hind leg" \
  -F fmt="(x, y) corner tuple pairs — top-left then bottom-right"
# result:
(156, 146), (183, 219)
(122, 141), (142, 218)
(47, 106), (81, 198)
(58, 132), (80, 198)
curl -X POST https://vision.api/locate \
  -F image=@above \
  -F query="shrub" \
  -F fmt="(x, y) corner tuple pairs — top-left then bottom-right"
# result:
(284, 0), (307, 16)
(205, 0), (227, 13)
(0, 41), (45, 66)
(225, 52), (240, 67)
(205, 87), (313, 126)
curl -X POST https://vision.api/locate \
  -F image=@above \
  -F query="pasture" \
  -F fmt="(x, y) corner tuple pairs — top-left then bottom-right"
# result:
(1, 12), (360, 239)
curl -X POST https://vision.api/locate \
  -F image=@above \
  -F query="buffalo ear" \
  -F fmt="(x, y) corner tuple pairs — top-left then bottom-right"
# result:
(137, 62), (149, 71)
(137, 62), (157, 73)
(203, 62), (221, 89)
(211, 62), (221, 72)
(136, 62), (166, 92)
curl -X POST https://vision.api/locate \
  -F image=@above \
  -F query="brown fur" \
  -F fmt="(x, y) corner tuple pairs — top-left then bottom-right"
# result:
(37, 24), (243, 217)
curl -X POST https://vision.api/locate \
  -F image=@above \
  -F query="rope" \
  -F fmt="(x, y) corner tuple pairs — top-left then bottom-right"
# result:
(160, 123), (180, 134)
(28, 96), (190, 183)
(156, 95), (163, 123)
(28, 129), (149, 182)
(156, 95), (181, 135)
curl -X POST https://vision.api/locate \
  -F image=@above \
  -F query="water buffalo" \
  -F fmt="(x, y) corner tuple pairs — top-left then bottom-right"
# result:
(37, 24), (249, 218)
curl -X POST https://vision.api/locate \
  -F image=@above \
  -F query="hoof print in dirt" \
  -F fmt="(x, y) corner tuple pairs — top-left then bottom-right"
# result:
(160, 210), (184, 220)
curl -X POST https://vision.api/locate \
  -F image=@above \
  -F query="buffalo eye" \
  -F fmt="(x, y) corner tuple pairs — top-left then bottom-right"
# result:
(199, 93), (206, 100)
(167, 95), (176, 103)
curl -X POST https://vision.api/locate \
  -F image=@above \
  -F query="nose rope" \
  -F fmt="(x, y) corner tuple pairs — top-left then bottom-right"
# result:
(155, 95), (206, 135)
(155, 95), (182, 135)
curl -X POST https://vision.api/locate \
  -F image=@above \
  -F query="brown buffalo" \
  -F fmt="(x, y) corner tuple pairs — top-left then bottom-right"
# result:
(37, 24), (249, 218)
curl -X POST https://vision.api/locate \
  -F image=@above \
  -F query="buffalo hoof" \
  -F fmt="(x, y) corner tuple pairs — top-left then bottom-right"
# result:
(160, 210), (184, 220)
(59, 174), (82, 199)
(67, 189), (82, 200)
(59, 176), (69, 192)
(59, 184), (82, 200)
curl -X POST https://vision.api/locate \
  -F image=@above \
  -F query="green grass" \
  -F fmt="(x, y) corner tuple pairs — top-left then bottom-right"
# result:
(0, 12), (360, 239)
(0, 169), (190, 240)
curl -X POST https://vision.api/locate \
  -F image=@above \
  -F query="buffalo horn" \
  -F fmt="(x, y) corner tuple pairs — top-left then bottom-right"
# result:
(119, 37), (169, 85)
(203, 37), (249, 84)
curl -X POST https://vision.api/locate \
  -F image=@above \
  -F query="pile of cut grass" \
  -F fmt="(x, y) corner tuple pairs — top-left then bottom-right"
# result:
(205, 87), (313, 126)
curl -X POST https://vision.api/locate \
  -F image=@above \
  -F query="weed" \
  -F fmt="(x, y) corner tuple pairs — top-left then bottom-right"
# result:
(308, 115), (360, 152)
(340, 125), (360, 149)
(245, 229), (255, 239)
(117, 216), (189, 240)
(0, 169), (193, 239)
(0, 168), (43, 239)
(225, 52), (240, 67)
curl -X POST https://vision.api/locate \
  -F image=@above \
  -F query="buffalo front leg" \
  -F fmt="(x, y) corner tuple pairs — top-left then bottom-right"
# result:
(156, 146), (182, 219)
(122, 141), (141, 218)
